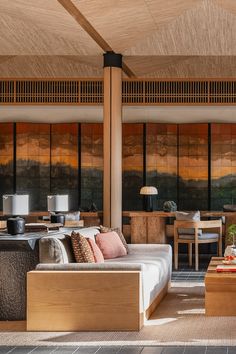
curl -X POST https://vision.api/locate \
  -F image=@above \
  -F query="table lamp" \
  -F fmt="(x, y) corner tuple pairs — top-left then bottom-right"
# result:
(3, 194), (29, 235)
(47, 194), (68, 225)
(140, 186), (158, 212)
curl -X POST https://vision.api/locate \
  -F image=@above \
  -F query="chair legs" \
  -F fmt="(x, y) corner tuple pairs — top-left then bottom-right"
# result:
(188, 243), (192, 267)
(195, 242), (199, 271)
(218, 239), (222, 257)
(174, 241), (178, 270)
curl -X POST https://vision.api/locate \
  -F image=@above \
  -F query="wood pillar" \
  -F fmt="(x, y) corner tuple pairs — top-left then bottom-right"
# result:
(103, 52), (122, 228)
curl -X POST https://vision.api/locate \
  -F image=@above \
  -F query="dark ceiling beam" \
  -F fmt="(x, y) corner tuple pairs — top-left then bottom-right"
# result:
(57, 0), (136, 78)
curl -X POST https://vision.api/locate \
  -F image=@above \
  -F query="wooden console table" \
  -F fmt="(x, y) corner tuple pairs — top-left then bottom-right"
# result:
(124, 211), (236, 245)
(123, 211), (173, 244)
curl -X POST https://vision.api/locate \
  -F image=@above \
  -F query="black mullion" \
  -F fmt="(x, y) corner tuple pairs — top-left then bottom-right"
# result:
(78, 123), (81, 209)
(13, 122), (16, 193)
(208, 123), (211, 211)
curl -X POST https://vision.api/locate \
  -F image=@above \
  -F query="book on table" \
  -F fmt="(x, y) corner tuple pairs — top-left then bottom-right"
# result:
(216, 264), (236, 272)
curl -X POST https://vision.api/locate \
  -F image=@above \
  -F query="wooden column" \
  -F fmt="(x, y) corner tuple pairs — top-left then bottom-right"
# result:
(103, 52), (122, 228)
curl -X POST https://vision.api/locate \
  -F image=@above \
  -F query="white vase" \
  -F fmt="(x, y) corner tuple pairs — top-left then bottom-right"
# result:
(224, 245), (236, 257)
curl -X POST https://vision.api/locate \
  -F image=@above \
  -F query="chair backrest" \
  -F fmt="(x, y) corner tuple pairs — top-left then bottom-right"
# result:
(174, 219), (222, 238)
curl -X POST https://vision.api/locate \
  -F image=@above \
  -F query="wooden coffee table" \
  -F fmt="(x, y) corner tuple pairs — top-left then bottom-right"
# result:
(205, 257), (236, 316)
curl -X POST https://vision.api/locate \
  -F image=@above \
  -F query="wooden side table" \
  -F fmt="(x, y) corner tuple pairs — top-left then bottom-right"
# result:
(205, 257), (236, 316)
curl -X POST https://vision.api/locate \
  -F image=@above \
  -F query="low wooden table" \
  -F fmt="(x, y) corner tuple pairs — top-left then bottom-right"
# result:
(205, 257), (236, 316)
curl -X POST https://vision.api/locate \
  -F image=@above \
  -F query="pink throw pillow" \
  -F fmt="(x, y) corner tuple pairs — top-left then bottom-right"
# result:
(87, 238), (104, 263)
(95, 231), (127, 259)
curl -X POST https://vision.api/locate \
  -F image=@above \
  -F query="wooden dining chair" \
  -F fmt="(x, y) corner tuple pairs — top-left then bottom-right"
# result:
(174, 219), (222, 271)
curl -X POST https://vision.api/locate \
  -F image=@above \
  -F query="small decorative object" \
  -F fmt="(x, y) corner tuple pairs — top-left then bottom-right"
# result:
(163, 201), (177, 212)
(3, 194), (29, 235)
(140, 186), (158, 212)
(47, 194), (69, 225)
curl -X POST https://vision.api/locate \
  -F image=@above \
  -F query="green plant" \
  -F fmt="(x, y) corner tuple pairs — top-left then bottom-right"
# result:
(227, 224), (236, 245)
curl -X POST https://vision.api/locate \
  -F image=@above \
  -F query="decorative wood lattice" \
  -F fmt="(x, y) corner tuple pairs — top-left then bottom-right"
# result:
(0, 79), (103, 104)
(1, 79), (236, 104)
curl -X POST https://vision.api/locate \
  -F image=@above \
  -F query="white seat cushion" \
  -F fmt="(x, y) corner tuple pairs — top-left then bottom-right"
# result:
(106, 244), (172, 311)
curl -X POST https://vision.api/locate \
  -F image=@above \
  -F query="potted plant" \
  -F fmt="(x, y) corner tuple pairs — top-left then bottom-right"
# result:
(227, 224), (236, 246)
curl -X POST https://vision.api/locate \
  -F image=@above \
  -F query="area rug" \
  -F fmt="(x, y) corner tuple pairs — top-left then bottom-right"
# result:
(1, 282), (236, 347)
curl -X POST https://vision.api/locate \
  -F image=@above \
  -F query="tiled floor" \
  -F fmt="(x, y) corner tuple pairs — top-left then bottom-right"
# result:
(171, 253), (211, 282)
(0, 346), (236, 354)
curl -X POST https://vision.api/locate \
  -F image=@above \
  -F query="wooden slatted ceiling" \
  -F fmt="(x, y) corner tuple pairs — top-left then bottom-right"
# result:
(0, 0), (236, 77)
(1, 79), (236, 105)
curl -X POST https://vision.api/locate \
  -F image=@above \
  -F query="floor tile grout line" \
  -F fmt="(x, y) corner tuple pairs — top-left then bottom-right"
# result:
(49, 346), (59, 354)
(71, 346), (80, 354)
(6, 347), (16, 354)
(27, 346), (39, 354)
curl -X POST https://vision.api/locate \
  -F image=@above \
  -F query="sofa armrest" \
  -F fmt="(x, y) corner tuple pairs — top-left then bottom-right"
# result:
(36, 262), (142, 271)
(27, 269), (142, 331)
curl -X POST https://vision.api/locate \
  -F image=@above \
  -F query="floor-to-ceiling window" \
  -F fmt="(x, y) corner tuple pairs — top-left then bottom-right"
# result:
(80, 123), (103, 211)
(16, 123), (50, 211)
(0, 123), (14, 209)
(146, 123), (178, 210)
(178, 124), (209, 210)
(122, 124), (144, 211)
(211, 124), (236, 210)
(1, 122), (236, 212)
(51, 124), (79, 211)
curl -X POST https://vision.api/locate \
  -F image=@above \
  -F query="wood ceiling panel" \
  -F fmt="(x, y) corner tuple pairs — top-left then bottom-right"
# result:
(144, 0), (202, 27)
(124, 56), (192, 76)
(124, 56), (236, 78)
(215, 0), (236, 15)
(124, 0), (236, 55)
(0, 0), (102, 55)
(73, 0), (157, 53)
(0, 56), (103, 78)
(0, 56), (16, 65)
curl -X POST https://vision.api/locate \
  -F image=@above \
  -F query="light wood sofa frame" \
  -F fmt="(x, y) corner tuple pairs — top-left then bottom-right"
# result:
(27, 269), (169, 331)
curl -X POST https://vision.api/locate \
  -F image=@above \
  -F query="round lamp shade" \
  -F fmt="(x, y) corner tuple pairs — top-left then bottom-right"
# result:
(3, 194), (29, 216)
(47, 195), (69, 212)
(140, 186), (158, 195)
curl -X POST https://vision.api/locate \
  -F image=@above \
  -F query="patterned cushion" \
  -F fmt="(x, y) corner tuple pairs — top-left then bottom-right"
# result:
(71, 231), (95, 263)
(100, 225), (129, 253)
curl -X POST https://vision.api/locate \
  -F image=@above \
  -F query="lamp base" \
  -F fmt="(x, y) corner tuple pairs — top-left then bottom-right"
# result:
(50, 214), (65, 225)
(7, 217), (25, 235)
(144, 195), (153, 212)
